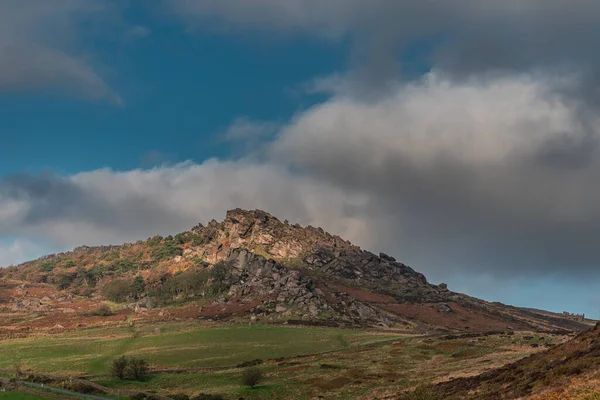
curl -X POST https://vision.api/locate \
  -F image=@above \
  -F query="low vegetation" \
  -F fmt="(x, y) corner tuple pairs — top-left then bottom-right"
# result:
(0, 322), (565, 399)
(110, 355), (149, 381)
(241, 366), (264, 388)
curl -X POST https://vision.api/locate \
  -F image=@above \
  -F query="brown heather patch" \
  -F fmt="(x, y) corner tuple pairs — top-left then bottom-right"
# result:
(313, 376), (353, 390)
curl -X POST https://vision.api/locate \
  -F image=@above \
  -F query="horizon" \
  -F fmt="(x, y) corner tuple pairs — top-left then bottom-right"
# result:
(3, 1), (600, 318)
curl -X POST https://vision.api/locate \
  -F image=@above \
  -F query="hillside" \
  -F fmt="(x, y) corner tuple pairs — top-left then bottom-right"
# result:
(0, 209), (592, 333)
(425, 322), (600, 399)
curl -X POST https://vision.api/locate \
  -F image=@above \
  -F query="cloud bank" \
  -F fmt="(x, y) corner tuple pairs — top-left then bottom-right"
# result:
(3, 72), (600, 285)
(170, 0), (600, 91)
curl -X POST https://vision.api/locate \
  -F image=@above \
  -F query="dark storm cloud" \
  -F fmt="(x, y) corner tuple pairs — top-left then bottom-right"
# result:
(169, 0), (600, 90)
(0, 0), (120, 101)
(271, 73), (600, 279)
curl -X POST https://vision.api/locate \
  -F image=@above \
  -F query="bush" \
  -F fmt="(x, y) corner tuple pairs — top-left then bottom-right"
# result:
(39, 260), (57, 273)
(397, 386), (444, 400)
(55, 272), (77, 290)
(191, 395), (224, 400)
(241, 366), (263, 388)
(151, 240), (182, 261)
(127, 357), (149, 381)
(102, 279), (134, 303)
(209, 261), (234, 293)
(111, 356), (149, 381)
(132, 276), (146, 299)
(90, 304), (114, 317)
(111, 356), (128, 380)
(168, 395), (190, 400)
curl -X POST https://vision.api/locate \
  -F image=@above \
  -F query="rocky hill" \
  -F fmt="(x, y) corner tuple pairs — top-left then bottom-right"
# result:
(0, 209), (593, 333)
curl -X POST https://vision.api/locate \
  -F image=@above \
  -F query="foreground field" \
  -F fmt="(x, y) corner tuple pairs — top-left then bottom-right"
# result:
(0, 323), (401, 375)
(0, 323), (570, 399)
(0, 393), (49, 400)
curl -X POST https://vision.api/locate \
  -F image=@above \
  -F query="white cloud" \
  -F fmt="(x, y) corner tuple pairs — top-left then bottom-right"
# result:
(0, 161), (372, 253)
(222, 117), (280, 141)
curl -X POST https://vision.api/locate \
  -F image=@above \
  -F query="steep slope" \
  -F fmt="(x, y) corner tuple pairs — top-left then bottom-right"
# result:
(0, 209), (592, 332)
(431, 322), (600, 399)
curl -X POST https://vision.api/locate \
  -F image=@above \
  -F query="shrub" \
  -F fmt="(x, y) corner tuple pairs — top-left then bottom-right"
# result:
(111, 356), (128, 380)
(191, 394), (225, 400)
(127, 357), (149, 381)
(111, 258), (137, 274)
(90, 304), (114, 317)
(168, 395), (190, 400)
(132, 276), (146, 299)
(55, 272), (77, 290)
(39, 260), (57, 273)
(151, 240), (182, 261)
(241, 366), (263, 388)
(102, 279), (134, 303)
(84, 265), (103, 287)
(397, 386), (444, 400)
(209, 261), (234, 293)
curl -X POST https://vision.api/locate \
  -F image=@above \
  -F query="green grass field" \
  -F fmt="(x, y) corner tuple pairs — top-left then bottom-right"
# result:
(0, 323), (401, 375)
(0, 393), (48, 400)
(0, 323), (562, 399)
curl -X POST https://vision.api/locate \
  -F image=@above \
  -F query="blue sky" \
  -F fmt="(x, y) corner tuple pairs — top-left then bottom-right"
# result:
(1, 9), (346, 175)
(3, 1), (600, 318)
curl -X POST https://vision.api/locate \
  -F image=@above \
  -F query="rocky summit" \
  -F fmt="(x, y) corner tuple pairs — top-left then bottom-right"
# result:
(0, 209), (592, 333)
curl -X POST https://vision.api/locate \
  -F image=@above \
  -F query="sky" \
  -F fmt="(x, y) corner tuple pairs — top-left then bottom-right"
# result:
(3, 0), (600, 318)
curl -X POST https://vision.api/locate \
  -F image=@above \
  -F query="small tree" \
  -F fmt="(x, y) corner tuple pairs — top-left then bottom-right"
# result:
(209, 261), (233, 294)
(132, 276), (146, 299)
(127, 357), (149, 381)
(241, 366), (263, 388)
(102, 279), (133, 303)
(111, 356), (128, 380)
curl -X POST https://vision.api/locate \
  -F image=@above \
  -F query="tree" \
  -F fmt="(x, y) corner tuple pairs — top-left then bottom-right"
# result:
(102, 279), (133, 303)
(209, 261), (233, 293)
(241, 366), (263, 388)
(132, 276), (146, 299)
(55, 272), (76, 290)
(111, 356), (128, 380)
(127, 357), (149, 381)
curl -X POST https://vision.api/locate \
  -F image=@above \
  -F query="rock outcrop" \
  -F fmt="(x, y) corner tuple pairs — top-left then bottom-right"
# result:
(224, 248), (393, 326)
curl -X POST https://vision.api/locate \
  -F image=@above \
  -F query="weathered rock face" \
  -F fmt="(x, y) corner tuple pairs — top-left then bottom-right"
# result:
(189, 209), (358, 263)
(186, 209), (446, 304)
(223, 248), (393, 326)
(217, 249), (393, 326)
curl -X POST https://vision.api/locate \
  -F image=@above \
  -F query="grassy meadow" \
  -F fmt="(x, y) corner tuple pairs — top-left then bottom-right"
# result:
(0, 323), (565, 399)
(0, 323), (402, 375)
(0, 394), (48, 400)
